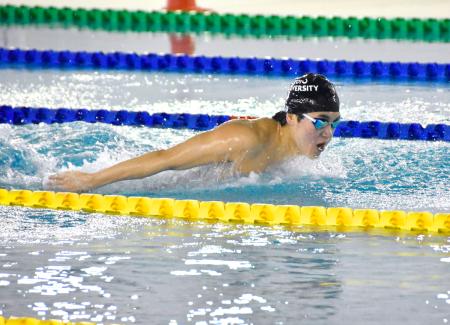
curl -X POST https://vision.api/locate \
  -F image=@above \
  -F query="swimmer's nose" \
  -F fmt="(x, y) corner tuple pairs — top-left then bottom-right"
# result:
(321, 124), (333, 139)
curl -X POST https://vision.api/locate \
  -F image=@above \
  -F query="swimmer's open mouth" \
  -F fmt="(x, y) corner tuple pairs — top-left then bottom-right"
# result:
(317, 143), (326, 152)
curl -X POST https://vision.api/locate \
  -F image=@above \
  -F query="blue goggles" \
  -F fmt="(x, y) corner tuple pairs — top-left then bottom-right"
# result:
(302, 113), (341, 130)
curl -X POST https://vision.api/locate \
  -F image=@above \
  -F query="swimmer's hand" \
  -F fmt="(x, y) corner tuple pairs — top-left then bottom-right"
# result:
(48, 171), (94, 193)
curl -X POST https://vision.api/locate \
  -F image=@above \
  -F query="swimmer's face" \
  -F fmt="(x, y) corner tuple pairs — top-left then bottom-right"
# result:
(287, 111), (340, 158)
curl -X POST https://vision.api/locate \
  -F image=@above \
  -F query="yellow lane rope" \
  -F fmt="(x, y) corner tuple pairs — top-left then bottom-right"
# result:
(0, 315), (101, 324)
(1, 188), (448, 233)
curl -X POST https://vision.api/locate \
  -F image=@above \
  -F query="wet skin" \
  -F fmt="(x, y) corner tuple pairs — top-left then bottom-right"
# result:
(48, 111), (340, 192)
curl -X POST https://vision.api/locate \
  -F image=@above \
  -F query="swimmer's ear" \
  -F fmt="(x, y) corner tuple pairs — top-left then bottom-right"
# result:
(286, 113), (299, 125)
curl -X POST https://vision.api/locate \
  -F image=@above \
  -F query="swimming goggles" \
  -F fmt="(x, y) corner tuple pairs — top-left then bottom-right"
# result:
(302, 113), (341, 130)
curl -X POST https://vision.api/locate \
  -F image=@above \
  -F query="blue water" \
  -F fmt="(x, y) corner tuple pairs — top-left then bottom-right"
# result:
(0, 69), (449, 324)
(0, 69), (449, 211)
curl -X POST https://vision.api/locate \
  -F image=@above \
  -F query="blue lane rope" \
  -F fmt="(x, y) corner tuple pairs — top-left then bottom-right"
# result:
(0, 48), (449, 82)
(1, 105), (449, 142)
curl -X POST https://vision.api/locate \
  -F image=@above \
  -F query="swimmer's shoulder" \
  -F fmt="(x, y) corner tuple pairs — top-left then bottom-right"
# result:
(217, 117), (277, 140)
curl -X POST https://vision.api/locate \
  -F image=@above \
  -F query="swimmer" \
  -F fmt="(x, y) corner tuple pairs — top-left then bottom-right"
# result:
(49, 73), (341, 193)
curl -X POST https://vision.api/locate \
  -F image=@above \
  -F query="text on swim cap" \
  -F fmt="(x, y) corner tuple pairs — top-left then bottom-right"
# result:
(291, 85), (319, 92)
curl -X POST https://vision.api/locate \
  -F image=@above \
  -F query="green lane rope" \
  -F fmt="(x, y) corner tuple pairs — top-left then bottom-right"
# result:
(0, 5), (448, 42)
(1, 188), (449, 234)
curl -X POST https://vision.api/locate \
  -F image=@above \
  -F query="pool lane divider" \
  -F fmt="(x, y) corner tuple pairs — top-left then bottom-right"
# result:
(0, 5), (449, 43)
(1, 48), (449, 83)
(0, 188), (449, 234)
(1, 105), (449, 142)
(0, 316), (99, 325)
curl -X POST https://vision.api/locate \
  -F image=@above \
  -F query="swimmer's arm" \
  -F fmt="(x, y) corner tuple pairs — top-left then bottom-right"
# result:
(90, 123), (259, 187)
(50, 122), (259, 191)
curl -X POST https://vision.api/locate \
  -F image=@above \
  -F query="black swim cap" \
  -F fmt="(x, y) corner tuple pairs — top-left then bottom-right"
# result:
(285, 73), (339, 114)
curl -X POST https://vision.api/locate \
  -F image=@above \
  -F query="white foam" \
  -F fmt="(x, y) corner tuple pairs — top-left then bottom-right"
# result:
(47, 147), (347, 194)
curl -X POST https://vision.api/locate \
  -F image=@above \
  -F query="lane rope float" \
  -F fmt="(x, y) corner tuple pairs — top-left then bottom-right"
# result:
(0, 5), (449, 42)
(0, 188), (449, 234)
(1, 105), (449, 142)
(0, 315), (100, 324)
(1, 48), (449, 82)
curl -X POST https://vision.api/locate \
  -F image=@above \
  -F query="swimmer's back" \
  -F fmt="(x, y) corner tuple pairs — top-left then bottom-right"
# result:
(209, 117), (279, 170)
(219, 117), (277, 139)
(213, 117), (277, 149)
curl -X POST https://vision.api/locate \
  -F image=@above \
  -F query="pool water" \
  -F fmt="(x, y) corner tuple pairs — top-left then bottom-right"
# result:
(0, 69), (449, 324)
(0, 69), (449, 210)
(0, 205), (449, 324)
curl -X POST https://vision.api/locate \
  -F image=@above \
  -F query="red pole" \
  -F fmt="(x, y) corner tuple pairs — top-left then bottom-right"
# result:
(169, 34), (195, 55)
(165, 0), (210, 12)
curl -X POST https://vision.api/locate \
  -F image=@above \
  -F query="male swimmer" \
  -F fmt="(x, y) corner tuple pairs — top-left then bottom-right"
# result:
(49, 73), (341, 192)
